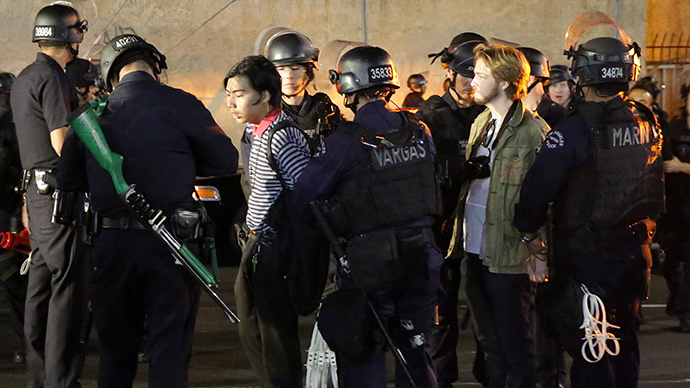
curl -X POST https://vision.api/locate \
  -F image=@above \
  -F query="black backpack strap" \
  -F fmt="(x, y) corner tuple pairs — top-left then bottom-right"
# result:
(265, 118), (303, 188)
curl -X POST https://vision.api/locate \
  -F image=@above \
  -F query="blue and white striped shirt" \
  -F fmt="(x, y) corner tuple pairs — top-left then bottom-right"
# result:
(246, 112), (310, 233)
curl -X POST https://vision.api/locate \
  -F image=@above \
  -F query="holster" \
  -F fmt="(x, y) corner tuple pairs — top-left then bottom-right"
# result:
(34, 168), (56, 195)
(170, 203), (212, 242)
(51, 190), (86, 226)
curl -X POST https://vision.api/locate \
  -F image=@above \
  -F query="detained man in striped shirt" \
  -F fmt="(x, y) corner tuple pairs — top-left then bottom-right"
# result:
(225, 55), (310, 388)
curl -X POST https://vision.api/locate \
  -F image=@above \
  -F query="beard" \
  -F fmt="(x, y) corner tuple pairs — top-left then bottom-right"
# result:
(473, 84), (501, 105)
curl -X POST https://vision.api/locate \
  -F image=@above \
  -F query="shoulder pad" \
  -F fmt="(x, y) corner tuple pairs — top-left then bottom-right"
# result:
(573, 101), (604, 128)
(311, 92), (334, 104)
(334, 120), (367, 138)
(418, 95), (447, 111)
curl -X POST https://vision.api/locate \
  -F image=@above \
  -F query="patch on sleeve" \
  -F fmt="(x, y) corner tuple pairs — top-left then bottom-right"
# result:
(545, 130), (565, 149)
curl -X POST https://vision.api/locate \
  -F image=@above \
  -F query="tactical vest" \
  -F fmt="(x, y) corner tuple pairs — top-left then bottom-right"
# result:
(417, 95), (482, 159)
(554, 98), (665, 232)
(283, 92), (341, 154)
(327, 113), (442, 238)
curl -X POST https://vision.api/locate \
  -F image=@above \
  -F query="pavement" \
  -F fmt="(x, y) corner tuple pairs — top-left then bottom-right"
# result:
(0, 267), (688, 388)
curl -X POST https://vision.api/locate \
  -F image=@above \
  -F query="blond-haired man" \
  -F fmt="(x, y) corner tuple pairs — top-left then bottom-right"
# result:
(448, 44), (549, 388)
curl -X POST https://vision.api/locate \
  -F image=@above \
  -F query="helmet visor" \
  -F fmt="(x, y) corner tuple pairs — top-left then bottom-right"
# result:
(315, 40), (366, 92)
(254, 26), (295, 55)
(564, 10), (632, 52)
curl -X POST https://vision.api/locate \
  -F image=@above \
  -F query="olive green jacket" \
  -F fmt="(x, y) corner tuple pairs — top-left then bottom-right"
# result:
(447, 100), (549, 274)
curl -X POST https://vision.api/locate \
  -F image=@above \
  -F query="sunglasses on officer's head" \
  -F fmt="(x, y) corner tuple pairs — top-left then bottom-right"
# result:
(68, 19), (89, 34)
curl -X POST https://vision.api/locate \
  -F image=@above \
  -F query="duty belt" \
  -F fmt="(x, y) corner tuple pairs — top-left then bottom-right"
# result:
(569, 219), (657, 250)
(100, 215), (146, 230)
(20, 168), (55, 195)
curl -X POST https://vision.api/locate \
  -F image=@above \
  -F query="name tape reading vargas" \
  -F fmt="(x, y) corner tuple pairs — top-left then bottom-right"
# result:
(34, 26), (54, 38)
(609, 122), (653, 148)
(371, 143), (428, 170)
(368, 65), (393, 83)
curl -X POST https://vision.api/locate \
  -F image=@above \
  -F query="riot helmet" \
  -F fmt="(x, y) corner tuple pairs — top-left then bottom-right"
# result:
(265, 31), (319, 69)
(430, 32), (488, 78)
(407, 74), (427, 91)
(329, 45), (399, 95)
(100, 34), (167, 92)
(545, 64), (576, 87)
(32, 2), (88, 44)
(517, 47), (550, 79)
(564, 11), (640, 91)
(0, 73), (15, 93)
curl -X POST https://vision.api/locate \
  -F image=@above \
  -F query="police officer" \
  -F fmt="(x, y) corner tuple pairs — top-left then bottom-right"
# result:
(10, 4), (89, 387)
(657, 87), (690, 332)
(545, 64), (579, 111)
(293, 45), (444, 388)
(58, 34), (238, 387)
(402, 74), (427, 109)
(518, 46), (567, 128)
(65, 57), (100, 105)
(513, 26), (664, 388)
(264, 30), (342, 152)
(517, 47), (569, 388)
(417, 32), (487, 388)
(0, 71), (29, 365)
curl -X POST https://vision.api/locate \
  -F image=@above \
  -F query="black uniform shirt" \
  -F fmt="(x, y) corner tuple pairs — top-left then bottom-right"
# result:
(416, 89), (484, 158)
(10, 52), (77, 171)
(402, 91), (425, 109)
(513, 112), (591, 234)
(536, 95), (567, 128)
(58, 71), (238, 217)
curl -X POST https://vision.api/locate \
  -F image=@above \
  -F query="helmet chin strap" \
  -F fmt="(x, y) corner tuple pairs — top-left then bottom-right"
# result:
(449, 72), (464, 103)
(344, 94), (359, 114)
(527, 79), (541, 94)
(66, 43), (79, 58)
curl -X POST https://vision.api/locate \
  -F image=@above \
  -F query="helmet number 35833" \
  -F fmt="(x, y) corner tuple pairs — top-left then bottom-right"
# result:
(368, 65), (393, 82)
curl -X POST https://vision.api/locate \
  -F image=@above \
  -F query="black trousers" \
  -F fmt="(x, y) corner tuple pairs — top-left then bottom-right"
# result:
(557, 239), (647, 388)
(464, 254), (536, 388)
(235, 233), (302, 388)
(90, 229), (200, 388)
(428, 259), (461, 386)
(25, 189), (88, 388)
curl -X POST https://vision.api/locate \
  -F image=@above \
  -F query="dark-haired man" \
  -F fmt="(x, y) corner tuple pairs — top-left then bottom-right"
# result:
(225, 55), (310, 388)
(58, 34), (238, 387)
